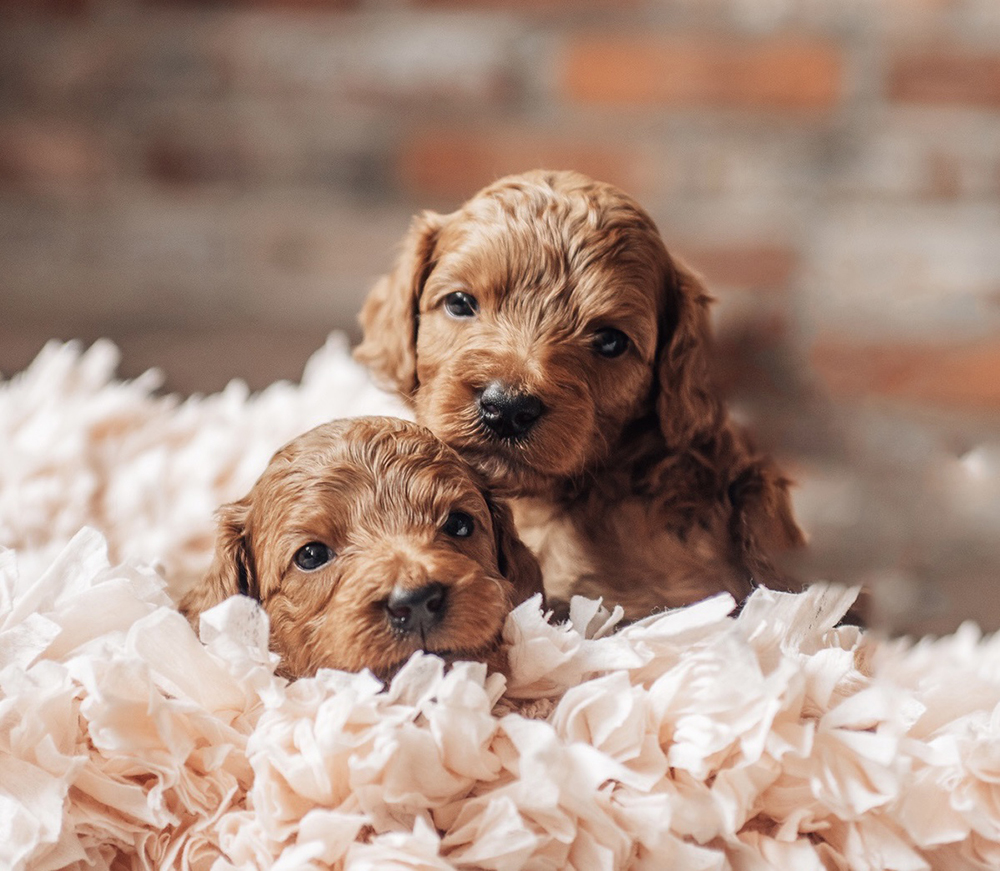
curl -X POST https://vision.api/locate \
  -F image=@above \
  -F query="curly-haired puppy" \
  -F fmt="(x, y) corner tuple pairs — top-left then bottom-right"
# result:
(355, 170), (804, 619)
(180, 416), (542, 679)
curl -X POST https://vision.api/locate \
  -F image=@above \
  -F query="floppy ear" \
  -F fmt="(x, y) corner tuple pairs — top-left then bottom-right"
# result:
(655, 259), (725, 453)
(179, 499), (256, 626)
(486, 494), (544, 608)
(354, 210), (444, 400)
(728, 457), (806, 587)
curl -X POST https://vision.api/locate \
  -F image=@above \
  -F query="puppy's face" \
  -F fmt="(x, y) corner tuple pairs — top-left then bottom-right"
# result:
(414, 192), (664, 494)
(357, 170), (717, 496)
(181, 417), (542, 680)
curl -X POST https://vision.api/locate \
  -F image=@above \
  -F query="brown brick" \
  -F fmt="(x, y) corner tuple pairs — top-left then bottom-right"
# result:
(889, 50), (1000, 108)
(680, 244), (798, 290)
(561, 34), (844, 110)
(925, 150), (963, 199)
(145, 137), (249, 187)
(397, 128), (647, 203)
(811, 338), (1000, 410)
(0, 120), (107, 192)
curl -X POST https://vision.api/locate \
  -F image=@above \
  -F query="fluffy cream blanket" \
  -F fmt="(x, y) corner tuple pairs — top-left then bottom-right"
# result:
(2, 338), (998, 871)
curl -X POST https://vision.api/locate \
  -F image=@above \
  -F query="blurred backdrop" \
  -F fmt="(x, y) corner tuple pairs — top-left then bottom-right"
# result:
(1, 0), (998, 635)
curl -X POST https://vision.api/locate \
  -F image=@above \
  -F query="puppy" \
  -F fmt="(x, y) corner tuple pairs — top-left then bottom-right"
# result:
(180, 416), (542, 679)
(355, 169), (804, 619)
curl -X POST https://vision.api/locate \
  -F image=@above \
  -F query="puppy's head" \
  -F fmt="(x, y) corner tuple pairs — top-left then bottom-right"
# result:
(180, 416), (542, 680)
(355, 170), (721, 496)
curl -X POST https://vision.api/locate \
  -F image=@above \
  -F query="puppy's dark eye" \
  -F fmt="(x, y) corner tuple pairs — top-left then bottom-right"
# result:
(294, 542), (334, 571)
(592, 328), (630, 358)
(444, 291), (478, 319)
(443, 511), (474, 538)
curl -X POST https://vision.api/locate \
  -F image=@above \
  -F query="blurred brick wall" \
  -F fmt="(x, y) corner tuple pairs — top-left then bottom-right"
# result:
(1, 0), (998, 633)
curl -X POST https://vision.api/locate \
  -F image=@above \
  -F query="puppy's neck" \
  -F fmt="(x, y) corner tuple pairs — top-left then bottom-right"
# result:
(541, 412), (724, 509)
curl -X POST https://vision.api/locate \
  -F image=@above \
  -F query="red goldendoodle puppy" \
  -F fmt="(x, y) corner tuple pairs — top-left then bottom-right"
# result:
(181, 416), (542, 678)
(356, 169), (804, 619)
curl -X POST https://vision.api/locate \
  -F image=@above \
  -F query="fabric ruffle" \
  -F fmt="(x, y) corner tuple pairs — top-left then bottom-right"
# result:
(4, 530), (1000, 870)
(0, 336), (406, 594)
(4, 338), (1000, 869)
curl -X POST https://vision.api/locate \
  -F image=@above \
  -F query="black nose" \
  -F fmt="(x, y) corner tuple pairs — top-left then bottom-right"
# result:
(477, 381), (544, 439)
(385, 582), (447, 635)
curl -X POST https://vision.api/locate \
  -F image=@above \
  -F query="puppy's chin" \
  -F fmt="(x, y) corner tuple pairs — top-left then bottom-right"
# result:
(450, 441), (565, 498)
(277, 627), (506, 683)
(371, 632), (508, 683)
(416, 396), (599, 498)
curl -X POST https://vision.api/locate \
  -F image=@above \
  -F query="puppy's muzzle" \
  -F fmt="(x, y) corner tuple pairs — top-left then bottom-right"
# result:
(385, 582), (447, 635)
(477, 381), (545, 440)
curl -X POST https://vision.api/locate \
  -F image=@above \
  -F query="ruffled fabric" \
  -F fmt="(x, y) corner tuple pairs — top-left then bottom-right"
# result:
(3, 339), (1000, 869)
(0, 335), (406, 593)
(4, 530), (1000, 870)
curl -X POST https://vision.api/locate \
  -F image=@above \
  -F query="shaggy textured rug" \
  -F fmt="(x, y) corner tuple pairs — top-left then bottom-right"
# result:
(2, 338), (1000, 871)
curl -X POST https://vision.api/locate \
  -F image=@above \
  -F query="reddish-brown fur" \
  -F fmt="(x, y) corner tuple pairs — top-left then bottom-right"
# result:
(180, 417), (542, 679)
(356, 170), (804, 619)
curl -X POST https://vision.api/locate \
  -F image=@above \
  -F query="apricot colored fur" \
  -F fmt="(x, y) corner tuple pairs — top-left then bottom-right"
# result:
(181, 417), (542, 678)
(356, 170), (803, 619)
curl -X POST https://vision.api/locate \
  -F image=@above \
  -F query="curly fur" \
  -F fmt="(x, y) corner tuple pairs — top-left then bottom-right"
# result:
(356, 170), (803, 619)
(180, 416), (542, 678)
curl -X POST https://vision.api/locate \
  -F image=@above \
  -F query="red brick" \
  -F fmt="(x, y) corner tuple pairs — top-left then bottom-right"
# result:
(0, 120), (107, 192)
(680, 244), (798, 290)
(561, 34), (844, 110)
(811, 338), (1000, 410)
(889, 50), (1000, 108)
(145, 137), (250, 187)
(397, 128), (647, 203)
